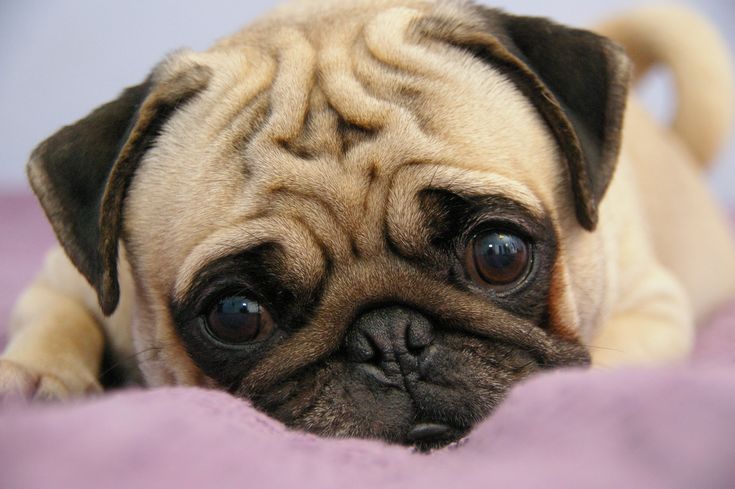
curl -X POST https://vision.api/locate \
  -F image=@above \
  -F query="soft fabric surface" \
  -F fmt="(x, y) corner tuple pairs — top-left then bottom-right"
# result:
(1, 194), (735, 489)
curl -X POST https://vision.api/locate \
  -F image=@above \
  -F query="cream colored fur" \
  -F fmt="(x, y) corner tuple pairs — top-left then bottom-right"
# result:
(597, 6), (735, 166)
(2, 1), (734, 399)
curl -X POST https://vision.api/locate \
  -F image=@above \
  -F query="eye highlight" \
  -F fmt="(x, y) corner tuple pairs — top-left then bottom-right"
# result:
(204, 296), (275, 345)
(465, 230), (531, 288)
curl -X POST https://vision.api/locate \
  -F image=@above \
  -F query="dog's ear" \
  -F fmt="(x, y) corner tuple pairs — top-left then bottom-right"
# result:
(492, 11), (631, 230)
(28, 61), (210, 315)
(419, 9), (631, 230)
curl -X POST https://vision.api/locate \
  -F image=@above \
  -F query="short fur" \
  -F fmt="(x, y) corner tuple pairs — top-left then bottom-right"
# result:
(2, 0), (735, 449)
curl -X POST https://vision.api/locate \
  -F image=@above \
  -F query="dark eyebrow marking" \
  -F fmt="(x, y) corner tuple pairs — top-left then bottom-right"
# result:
(385, 187), (558, 325)
(170, 243), (288, 323)
(168, 241), (331, 391)
(415, 188), (548, 251)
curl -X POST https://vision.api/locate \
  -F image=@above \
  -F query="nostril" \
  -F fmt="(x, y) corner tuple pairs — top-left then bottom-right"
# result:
(347, 306), (434, 361)
(406, 320), (433, 351)
(345, 330), (375, 363)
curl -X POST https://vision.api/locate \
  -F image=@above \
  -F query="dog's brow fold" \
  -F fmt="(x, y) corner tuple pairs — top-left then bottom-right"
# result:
(172, 186), (544, 308)
(172, 215), (326, 304)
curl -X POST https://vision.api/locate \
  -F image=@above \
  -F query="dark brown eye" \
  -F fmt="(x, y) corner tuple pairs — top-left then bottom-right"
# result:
(205, 296), (275, 345)
(465, 230), (530, 287)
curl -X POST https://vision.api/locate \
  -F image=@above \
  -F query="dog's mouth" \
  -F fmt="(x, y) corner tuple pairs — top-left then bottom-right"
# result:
(250, 343), (529, 450)
(246, 317), (559, 449)
(230, 305), (592, 450)
(343, 348), (489, 450)
(405, 422), (467, 451)
(252, 365), (482, 450)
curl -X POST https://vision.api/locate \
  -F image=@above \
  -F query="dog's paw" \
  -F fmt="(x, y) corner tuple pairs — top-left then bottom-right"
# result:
(0, 358), (101, 402)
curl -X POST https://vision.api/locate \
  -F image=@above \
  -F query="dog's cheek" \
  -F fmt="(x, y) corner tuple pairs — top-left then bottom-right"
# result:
(546, 258), (583, 342)
(252, 365), (324, 424)
(555, 225), (612, 343)
(412, 334), (537, 423)
(130, 306), (210, 387)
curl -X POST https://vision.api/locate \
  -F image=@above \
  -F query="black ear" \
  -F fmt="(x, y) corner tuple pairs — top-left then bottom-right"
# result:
(418, 8), (631, 230)
(492, 11), (631, 230)
(28, 63), (210, 315)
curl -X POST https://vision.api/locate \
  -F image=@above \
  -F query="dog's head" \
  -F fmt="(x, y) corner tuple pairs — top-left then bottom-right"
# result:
(29, 1), (629, 448)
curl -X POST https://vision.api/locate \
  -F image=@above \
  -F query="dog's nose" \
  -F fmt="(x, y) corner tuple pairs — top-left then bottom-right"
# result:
(345, 306), (434, 380)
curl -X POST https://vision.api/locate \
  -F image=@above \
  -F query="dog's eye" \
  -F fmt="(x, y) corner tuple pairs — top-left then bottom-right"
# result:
(205, 296), (275, 344)
(465, 230), (530, 288)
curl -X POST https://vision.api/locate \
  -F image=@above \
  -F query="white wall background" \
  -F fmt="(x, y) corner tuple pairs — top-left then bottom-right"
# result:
(1, 0), (734, 205)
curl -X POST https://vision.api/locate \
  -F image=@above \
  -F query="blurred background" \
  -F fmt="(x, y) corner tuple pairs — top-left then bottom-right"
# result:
(0, 0), (734, 204)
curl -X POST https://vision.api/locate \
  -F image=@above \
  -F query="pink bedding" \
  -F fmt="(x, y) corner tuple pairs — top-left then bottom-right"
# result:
(1, 194), (734, 489)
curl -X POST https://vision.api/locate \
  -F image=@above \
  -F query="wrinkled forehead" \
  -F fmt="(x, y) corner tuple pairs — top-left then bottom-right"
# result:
(124, 4), (566, 295)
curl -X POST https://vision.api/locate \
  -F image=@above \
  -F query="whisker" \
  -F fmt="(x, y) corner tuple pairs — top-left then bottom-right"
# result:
(584, 344), (625, 353)
(99, 346), (164, 384)
(590, 362), (615, 371)
(511, 359), (536, 373)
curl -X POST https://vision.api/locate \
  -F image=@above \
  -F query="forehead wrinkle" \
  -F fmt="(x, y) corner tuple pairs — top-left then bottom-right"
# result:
(172, 216), (324, 304)
(258, 27), (316, 142)
(364, 6), (449, 81)
(269, 188), (357, 263)
(252, 149), (381, 244)
(316, 26), (394, 130)
(201, 2), (546, 267)
(197, 49), (277, 140)
(204, 0), (554, 180)
(222, 5), (462, 229)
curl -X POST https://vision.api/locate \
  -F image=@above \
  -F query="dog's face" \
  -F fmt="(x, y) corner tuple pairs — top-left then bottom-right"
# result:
(28, 1), (629, 448)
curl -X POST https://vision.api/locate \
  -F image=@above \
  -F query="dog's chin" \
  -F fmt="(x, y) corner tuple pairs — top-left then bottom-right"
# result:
(247, 334), (546, 450)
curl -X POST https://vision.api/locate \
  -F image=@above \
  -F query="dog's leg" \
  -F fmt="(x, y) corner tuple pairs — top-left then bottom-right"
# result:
(0, 247), (106, 399)
(590, 264), (694, 368)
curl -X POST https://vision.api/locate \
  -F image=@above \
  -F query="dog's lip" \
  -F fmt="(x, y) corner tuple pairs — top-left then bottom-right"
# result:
(356, 363), (404, 388)
(406, 422), (466, 451)
(406, 422), (451, 442)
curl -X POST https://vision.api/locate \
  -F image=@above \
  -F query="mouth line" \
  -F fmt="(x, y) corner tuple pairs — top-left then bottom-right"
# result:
(406, 422), (468, 451)
(248, 345), (521, 452)
(348, 362), (473, 447)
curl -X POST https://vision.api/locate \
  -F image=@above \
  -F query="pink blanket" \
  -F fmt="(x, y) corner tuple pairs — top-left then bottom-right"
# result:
(1, 194), (734, 489)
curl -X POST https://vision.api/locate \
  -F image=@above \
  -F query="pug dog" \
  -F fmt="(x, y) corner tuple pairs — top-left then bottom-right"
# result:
(2, 0), (735, 449)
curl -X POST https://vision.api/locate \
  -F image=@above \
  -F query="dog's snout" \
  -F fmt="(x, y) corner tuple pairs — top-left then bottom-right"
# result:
(345, 306), (434, 368)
